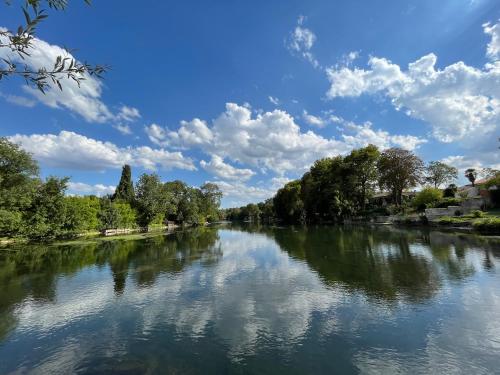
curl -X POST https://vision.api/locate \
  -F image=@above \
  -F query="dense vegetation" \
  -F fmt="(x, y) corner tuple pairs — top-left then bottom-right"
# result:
(224, 145), (466, 224)
(0, 138), (222, 241)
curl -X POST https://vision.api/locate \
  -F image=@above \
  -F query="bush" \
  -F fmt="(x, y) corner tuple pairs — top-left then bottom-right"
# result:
(473, 218), (500, 233)
(443, 184), (458, 198)
(471, 210), (485, 218)
(435, 198), (463, 208)
(413, 187), (443, 211)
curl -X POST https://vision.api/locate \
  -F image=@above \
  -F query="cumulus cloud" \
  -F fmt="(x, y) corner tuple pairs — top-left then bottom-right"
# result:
(67, 182), (116, 197)
(326, 36), (500, 146)
(302, 110), (343, 128)
(9, 131), (196, 172)
(341, 121), (427, 151)
(200, 155), (255, 181)
(484, 20), (500, 60)
(0, 30), (141, 124)
(113, 124), (133, 135)
(207, 180), (276, 207)
(287, 16), (319, 68)
(163, 103), (352, 175)
(116, 105), (141, 122)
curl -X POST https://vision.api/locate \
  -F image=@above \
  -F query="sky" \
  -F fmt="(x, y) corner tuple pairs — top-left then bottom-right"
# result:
(1, 0), (499, 207)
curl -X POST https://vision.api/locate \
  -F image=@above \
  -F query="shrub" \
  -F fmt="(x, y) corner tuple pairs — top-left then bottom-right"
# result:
(413, 187), (443, 210)
(443, 184), (458, 198)
(471, 210), (485, 218)
(473, 218), (500, 233)
(434, 197), (463, 208)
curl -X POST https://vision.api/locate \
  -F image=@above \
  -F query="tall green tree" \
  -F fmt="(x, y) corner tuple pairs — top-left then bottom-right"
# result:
(425, 161), (458, 188)
(23, 176), (69, 240)
(199, 183), (222, 222)
(377, 148), (424, 206)
(344, 144), (380, 211)
(274, 180), (304, 223)
(113, 165), (134, 203)
(135, 174), (169, 227)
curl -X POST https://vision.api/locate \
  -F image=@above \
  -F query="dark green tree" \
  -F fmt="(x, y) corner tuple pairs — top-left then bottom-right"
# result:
(378, 148), (424, 206)
(113, 165), (134, 203)
(135, 173), (169, 227)
(465, 168), (478, 187)
(425, 161), (458, 188)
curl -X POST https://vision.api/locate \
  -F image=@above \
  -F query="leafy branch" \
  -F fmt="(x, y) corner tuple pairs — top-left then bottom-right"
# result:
(0, 0), (107, 93)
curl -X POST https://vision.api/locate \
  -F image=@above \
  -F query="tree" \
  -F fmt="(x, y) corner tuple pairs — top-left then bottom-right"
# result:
(412, 187), (443, 211)
(465, 168), (478, 187)
(377, 148), (424, 206)
(425, 161), (458, 188)
(64, 195), (100, 233)
(0, 137), (39, 211)
(1, 0), (107, 92)
(135, 174), (169, 227)
(274, 180), (304, 223)
(199, 183), (222, 222)
(344, 144), (380, 211)
(113, 165), (134, 203)
(23, 176), (69, 240)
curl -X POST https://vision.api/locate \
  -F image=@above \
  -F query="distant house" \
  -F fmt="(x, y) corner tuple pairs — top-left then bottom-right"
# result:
(370, 191), (417, 206)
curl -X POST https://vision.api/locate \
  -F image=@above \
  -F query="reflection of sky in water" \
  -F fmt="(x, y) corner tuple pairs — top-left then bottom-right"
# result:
(1, 228), (500, 373)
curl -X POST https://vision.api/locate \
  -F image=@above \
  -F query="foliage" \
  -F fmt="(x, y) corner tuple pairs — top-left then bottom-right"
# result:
(425, 161), (457, 188)
(113, 165), (134, 203)
(0, 0), (107, 92)
(135, 174), (169, 227)
(434, 197), (463, 208)
(23, 176), (69, 240)
(443, 184), (458, 198)
(377, 148), (424, 206)
(471, 210), (485, 218)
(274, 180), (304, 223)
(412, 187), (443, 211)
(472, 218), (500, 233)
(64, 195), (100, 232)
(464, 168), (477, 187)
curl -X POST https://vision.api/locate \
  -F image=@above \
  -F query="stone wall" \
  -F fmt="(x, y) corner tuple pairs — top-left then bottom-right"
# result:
(425, 206), (462, 221)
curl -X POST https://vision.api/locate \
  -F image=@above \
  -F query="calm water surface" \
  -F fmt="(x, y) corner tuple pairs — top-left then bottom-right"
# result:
(1, 225), (500, 374)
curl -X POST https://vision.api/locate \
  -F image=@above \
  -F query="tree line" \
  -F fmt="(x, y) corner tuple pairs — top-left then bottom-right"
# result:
(0, 138), (222, 241)
(223, 145), (463, 224)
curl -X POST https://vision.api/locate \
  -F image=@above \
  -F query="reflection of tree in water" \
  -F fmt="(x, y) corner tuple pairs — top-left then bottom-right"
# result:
(0, 227), (220, 340)
(249, 225), (500, 304)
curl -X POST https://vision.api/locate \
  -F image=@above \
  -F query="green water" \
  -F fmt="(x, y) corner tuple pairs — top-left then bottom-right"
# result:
(1, 225), (500, 374)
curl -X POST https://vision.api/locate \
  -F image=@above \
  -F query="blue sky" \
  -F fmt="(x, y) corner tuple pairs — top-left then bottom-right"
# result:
(1, 0), (499, 207)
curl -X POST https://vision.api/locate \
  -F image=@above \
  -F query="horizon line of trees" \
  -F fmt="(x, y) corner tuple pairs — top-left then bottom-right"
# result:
(223, 145), (497, 224)
(0, 138), (223, 241)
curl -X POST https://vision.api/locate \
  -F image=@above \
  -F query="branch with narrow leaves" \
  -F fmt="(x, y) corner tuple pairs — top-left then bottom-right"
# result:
(1, 0), (105, 93)
(0, 56), (108, 92)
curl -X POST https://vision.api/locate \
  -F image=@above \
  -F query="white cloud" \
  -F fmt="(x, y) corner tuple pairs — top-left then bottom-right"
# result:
(116, 105), (141, 122)
(302, 110), (327, 128)
(484, 20), (500, 60)
(9, 131), (196, 172)
(326, 28), (500, 149)
(208, 180), (276, 207)
(146, 119), (213, 148)
(200, 155), (255, 181)
(302, 110), (343, 128)
(113, 124), (133, 135)
(268, 96), (280, 106)
(165, 103), (352, 175)
(0, 92), (36, 107)
(0, 31), (113, 123)
(67, 182), (115, 197)
(341, 121), (427, 151)
(287, 17), (319, 68)
(0, 30), (141, 125)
